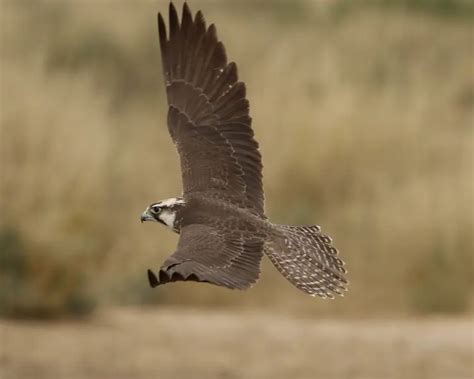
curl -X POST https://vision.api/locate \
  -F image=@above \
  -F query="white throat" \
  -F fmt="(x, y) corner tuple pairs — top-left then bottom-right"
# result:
(158, 209), (176, 229)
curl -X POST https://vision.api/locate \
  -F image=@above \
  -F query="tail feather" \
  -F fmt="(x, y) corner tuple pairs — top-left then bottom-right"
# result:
(265, 224), (348, 299)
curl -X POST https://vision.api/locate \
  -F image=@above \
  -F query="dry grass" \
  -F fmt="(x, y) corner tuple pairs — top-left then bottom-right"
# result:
(1, 307), (473, 379)
(0, 0), (473, 317)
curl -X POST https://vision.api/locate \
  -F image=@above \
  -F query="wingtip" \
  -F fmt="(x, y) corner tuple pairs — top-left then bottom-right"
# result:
(194, 10), (206, 31)
(195, 9), (204, 21)
(168, 1), (179, 36)
(208, 23), (216, 35)
(157, 11), (164, 24)
(147, 269), (160, 288)
(169, 2), (178, 20)
(181, 1), (193, 30)
(157, 13), (166, 34)
(182, 1), (191, 17)
(157, 12), (168, 52)
(169, 1), (176, 13)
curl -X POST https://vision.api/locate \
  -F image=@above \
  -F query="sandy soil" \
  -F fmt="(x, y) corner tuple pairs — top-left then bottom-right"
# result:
(1, 307), (472, 379)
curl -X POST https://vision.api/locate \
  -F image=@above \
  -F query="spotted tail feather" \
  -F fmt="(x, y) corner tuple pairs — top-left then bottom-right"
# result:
(265, 224), (348, 298)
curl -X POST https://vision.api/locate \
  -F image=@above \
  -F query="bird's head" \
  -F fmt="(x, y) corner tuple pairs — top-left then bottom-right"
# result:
(140, 197), (185, 232)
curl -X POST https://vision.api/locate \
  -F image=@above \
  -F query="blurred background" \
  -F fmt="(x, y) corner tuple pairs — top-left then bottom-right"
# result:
(1, 0), (473, 378)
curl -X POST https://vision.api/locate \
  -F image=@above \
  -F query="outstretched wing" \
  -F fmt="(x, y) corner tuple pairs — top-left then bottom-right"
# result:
(148, 224), (264, 290)
(158, 3), (264, 216)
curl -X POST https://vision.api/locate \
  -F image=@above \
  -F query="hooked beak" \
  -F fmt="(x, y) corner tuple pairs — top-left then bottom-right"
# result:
(140, 208), (155, 223)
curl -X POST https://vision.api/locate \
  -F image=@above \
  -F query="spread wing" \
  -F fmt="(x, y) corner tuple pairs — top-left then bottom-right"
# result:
(158, 3), (264, 216)
(147, 224), (264, 290)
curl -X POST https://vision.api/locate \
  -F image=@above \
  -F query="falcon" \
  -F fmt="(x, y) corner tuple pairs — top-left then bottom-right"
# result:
(140, 2), (348, 298)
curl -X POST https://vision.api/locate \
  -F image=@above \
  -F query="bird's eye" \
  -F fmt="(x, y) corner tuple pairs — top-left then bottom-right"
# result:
(151, 206), (161, 214)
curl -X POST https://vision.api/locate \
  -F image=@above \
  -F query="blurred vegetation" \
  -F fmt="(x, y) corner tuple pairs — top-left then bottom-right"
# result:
(410, 244), (472, 314)
(334, 0), (474, 18)
(1, 0), (472, 318)
(0, 228), (96, 318)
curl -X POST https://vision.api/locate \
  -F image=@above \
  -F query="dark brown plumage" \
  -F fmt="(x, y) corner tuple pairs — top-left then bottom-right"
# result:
(142, 2), (348, 298)
(158, 2), (264, 216)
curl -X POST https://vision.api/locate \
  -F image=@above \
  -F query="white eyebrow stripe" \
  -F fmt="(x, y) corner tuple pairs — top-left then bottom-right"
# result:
(156, 198), (185, 207)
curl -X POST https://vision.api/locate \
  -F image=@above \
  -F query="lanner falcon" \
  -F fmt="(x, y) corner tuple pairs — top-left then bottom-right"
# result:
(140, 2), (348, 298)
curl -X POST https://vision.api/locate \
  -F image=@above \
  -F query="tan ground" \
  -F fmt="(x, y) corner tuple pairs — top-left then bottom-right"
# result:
(1, 307), (472, 379)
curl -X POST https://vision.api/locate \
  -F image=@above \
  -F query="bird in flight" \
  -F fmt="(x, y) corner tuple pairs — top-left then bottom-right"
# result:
(140, 2), (348, 298)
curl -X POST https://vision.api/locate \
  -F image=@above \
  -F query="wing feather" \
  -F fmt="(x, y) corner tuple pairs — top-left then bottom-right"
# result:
(158, 3), (264, 216)
(148, 225), (264, 290)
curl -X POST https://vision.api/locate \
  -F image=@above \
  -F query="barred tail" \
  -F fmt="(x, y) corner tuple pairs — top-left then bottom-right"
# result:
(265, 224), (348, 298)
